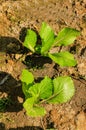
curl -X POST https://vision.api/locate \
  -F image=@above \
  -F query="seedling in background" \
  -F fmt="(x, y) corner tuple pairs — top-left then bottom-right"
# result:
(23, 22), (80, 67)
(20, 69), (75, 117)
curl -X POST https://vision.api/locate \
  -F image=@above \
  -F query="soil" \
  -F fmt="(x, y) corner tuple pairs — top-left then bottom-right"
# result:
(0, 0), (86, 130)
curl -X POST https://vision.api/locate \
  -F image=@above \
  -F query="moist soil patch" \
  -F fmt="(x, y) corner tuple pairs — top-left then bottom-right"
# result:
(0, 0), (86, 130)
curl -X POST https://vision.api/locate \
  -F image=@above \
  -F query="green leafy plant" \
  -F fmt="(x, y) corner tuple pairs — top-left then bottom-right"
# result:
(23, 22), (80, 67)
(20, 69), (75, 117)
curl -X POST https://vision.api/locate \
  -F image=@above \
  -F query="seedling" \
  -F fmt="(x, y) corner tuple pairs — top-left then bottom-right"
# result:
(23, 22), (80, 67)
(20, 69), (75, 117)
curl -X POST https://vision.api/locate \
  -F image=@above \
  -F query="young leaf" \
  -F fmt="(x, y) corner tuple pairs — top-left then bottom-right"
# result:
(29, 76), (53, 99)
(23, 29), (37, 52)
(48, 51), (77, 66)
(39, 22), (55, 54)
(23, 97), (46, 116)
(22, 83), (32, 98)
(39, 76), (53, 99)
(29, 83), (40, 97)
(20, 69), (34, 85)
(54, 27), (80, 46)
(48, 77), (75, 103)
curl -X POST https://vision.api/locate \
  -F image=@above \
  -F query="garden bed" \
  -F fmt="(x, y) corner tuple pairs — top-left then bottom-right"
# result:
(0, 0), (86, 130)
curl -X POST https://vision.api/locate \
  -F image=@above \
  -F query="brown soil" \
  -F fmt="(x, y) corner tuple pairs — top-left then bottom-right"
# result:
(0, 0), (86, 130)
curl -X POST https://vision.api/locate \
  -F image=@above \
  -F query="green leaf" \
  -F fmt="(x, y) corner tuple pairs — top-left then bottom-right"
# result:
(23, 29), (37, 52)
(39, 76), (53, 99)
(29, 76), (53, 99)
(23, 97), (46, 116)
(29, 83), (40, 97)
(48, 77), (75, 103)
(20, 69), (34, 85)
(54, 27), (80, 46)
(48, 51), (77, 66)
(22, 83), (32, 98)
(39, 22), (55, 54)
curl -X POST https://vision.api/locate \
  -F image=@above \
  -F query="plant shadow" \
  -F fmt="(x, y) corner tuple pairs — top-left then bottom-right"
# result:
(0, 71), (24, 112)
(0, 36), (23, 54)
(9, 126), (43, 130)
(0, 27), (52, 68)
(24, 54), (52, 69)
(0, 122), (43, 130)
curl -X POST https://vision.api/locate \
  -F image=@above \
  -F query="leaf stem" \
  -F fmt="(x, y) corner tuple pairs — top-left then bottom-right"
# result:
(40, 88), (64, 104)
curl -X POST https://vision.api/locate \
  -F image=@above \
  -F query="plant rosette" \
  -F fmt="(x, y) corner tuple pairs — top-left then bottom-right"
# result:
(20, 69), (75, 117)
(23, 22), (80, 67)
